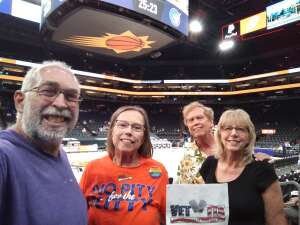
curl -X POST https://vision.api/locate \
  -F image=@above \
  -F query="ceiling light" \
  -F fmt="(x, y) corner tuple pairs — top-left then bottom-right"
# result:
(218, 40), (234, 51)
(189, 19), (203, 33)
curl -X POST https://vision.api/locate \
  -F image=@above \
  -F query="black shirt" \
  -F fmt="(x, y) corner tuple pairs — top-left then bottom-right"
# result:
(200, 156), (278, 225)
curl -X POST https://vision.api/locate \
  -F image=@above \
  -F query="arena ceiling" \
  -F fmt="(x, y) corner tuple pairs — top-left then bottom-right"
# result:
(0, 0), (299, 80)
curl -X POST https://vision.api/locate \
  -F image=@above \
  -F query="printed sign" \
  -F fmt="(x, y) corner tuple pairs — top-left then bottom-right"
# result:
(167, 184), (229, 225)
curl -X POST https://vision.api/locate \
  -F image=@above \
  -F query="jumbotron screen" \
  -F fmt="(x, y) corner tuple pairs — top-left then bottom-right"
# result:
(101, 0), (189, 35)
(0, 0), (41, 23)
(40, 0), (179, 59)
(267, 0), (300, 29)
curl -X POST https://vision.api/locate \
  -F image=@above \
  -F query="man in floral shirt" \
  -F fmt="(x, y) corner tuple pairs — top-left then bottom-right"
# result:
(176, 101), (271, 184)
(176, 101), (215, 184)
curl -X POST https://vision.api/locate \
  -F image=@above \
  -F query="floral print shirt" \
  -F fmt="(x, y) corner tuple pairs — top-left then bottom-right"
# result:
(176, 141), (208, 184)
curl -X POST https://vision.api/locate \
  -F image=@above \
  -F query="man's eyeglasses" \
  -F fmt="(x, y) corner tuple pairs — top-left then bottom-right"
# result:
(221, 126), (248, 134)
(115, 120), (145, 133)
(23, 84), (82, 105)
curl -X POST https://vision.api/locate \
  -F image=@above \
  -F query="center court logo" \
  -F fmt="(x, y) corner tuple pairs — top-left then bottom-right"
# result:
(169, 8), (181, 27)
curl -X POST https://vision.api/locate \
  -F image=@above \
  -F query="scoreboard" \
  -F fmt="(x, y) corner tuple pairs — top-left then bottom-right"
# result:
(0, 0), (189, 35)
(0, 0), (41, 23)
(101, 0), (189, 35)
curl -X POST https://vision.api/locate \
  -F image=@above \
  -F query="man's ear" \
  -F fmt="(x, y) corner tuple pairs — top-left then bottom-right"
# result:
(14, 90), (25, 113)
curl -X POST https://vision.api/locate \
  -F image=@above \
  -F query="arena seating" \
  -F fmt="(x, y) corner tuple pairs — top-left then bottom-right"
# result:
(275, 156), (299, 177)
(1, 92), (300, 152)
(256, 121), (299, 148)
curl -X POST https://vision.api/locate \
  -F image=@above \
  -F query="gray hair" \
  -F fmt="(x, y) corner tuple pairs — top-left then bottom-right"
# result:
(17, 61), (78, 121)
(21, 60), (77, 91)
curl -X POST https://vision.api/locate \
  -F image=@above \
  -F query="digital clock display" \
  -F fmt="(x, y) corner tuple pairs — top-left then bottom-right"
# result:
(133, 0), (162, 21)
(137, 0), (158, 15)
(101, 0), (189, 35)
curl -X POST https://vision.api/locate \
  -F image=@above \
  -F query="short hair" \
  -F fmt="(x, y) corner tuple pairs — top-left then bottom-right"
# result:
(214, 109), (256, 164)
(182, 101), (214, 125)
(21, 60), (78, 92)
(106, 105), (153, 158)
(16, 61), (79, 121)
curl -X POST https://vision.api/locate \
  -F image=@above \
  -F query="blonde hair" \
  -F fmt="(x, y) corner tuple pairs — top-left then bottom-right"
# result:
(214, 109), (256, 164)
(182, 101), (214, 125)
(106, 105), (153, 158)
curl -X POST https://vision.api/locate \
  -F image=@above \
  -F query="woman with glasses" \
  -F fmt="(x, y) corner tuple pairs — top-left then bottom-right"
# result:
(80, 105), (168, 225)
(200, 109), (287, 225)
(177, 101), (270, 185)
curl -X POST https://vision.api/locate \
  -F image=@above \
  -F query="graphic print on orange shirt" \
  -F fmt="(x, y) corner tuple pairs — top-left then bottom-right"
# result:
(87, 182), (155, 211)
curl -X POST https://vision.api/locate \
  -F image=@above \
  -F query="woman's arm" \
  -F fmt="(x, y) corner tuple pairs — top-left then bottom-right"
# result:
(262, 180), (288, 225)
(158, 164), (169, 225)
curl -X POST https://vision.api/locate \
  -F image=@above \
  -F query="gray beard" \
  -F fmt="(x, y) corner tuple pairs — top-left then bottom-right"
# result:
(21, 105), (70, 145)
(21, 116), (68, 146)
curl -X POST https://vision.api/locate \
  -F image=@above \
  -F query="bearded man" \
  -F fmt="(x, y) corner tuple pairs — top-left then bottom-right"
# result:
(0, 61), (87, 225)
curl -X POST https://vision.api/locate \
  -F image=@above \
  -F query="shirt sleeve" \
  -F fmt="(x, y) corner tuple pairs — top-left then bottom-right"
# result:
(176, 150), (205, 184)
(253, 161), (278, 192)
(0, 152), (8, 221)
(79, 161), (91, 194)
(175, 152), (188, 184)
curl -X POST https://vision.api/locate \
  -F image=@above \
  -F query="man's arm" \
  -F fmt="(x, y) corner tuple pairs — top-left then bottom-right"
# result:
(262, 181), (288, 225)
(254, 152), (272, 161)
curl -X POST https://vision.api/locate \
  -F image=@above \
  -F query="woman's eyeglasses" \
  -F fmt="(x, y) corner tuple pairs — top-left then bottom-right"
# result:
(115, 120), (145, 133)
(221, 126), (248, 134)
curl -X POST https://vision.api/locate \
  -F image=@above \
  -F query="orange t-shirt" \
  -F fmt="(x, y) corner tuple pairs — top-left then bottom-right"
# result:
(80, 155), (168, 225)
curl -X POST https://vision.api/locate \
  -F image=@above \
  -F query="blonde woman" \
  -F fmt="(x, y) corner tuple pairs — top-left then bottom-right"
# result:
(200, 109), (287, 225)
